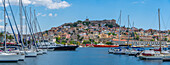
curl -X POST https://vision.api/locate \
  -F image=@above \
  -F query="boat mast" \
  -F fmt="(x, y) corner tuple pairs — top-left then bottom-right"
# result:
(132, 21), (134, 46)
(158, 8), (161, 53)
(30, 7), (32, 48)
(119, 10), (121, 41)
(19, 0), (23, 48)
(127, 15), (130, 46)
(25, 10), (28, 47)
(3, 0), (7, 52)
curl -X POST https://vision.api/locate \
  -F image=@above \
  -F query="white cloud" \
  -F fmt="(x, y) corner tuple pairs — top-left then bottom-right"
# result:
(0, 0), (71, 9)
(49, 13), (52, 16)
(54, 14), (57, 16)
(42, 14), (46, 16)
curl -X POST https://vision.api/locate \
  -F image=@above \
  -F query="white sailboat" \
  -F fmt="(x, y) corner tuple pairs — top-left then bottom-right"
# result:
(0, 0), (20, 62)
(139, 9), (164, 60)
(23, 7), (38, 57)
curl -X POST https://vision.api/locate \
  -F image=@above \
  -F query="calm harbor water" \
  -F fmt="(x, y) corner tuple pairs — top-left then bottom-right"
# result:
(0, 48), (170, 65)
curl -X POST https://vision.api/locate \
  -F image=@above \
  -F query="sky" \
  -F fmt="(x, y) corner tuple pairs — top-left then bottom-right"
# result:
(0, 0), (170, 33)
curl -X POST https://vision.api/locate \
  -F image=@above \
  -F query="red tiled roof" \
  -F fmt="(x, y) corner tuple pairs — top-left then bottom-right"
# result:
(113, 39), (127, 41)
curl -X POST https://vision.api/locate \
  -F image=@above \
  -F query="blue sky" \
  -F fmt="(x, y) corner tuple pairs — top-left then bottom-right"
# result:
(0, 0), (170, 32)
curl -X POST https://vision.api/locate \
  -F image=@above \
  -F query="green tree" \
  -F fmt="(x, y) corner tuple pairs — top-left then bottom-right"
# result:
(112, 33), (117, 36)
(73, 23), (78, 27)
(140, 39), (143, 41)
(77, 35), (80, 39)
(164, 38), (168, 41)
(70, 41), (78, 45)
(151, 39), (154, 41)
(77, 20), (82, 23)
(89, 39), (94, 42)
(108, 32), (112, 35)
(82, 40), (91, 44)
(105, 24), (113, 28)
(56, 37), (61, 42)
(0, 33), (3, 37)
(8, 35), (14, 43)
(134, 35), (140, 40)
(106, 42), (112, 45)
(98, 24), (101, 27)
(94, 42), (98, 45)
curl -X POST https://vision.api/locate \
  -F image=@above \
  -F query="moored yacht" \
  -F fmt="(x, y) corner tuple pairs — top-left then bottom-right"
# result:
(108, 47), (127, 54)
(139, 50), (164, 60)
(93, 43), (119, 47)
(0, 52), (20, 62)
(37, 49), (43, 55)
(25, 50), (37, 57)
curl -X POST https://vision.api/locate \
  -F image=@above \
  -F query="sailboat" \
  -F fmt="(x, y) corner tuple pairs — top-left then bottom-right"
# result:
(139, 9), (164, 60)
(16, 1), (38, 57)
(32, 9), (47, 54)
(109, 11), (130, 54)
(0, 0), (23, 62)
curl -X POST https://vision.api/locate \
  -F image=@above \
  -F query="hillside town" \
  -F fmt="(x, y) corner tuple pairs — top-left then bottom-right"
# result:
(41, 18), (170, 46)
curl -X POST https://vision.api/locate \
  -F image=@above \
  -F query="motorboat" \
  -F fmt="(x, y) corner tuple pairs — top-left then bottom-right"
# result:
(128, 49), (139, 56)
(139, 50), (164, 60)
(108, 47), (127, 54)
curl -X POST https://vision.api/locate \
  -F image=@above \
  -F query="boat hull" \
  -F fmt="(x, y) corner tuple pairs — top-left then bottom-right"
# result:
(42, 49), (47, 54)
(139, 56), (163, 60)
(0, 53), (19, 62)
(52, 45), (79, 51)
(93, 45), (119, 47)
(25, 51), (37, 57)
(18, 55), (25, 61)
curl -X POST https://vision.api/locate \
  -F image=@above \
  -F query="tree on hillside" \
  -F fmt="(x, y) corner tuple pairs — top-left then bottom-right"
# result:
(151, 39), (154, 41)
(89, 39), (94, 42)
(73, 23), (78, 27)
(56, 37), (61, 43)
(105, 24), (113, 28)
(0, 33), (3, 37)
(108, 32), (112, 35)
(98, 24), (101, 27)
(77, 20), (82, 23)
(140, 39), (143, 41)
(134, 35), (140, 40)
(112, 33), (117, 36)
(106, 42), (112, 45)
(8, 35), (14, 43)
(82, 40), (91, 44)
